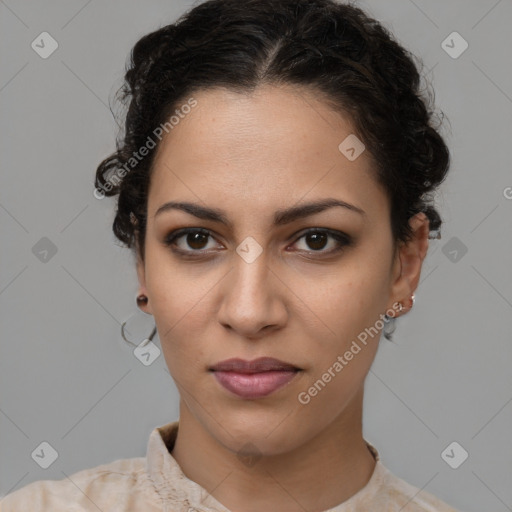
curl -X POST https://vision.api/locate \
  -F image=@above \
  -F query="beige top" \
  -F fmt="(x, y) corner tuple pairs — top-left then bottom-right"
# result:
(1, 420), (462, 511)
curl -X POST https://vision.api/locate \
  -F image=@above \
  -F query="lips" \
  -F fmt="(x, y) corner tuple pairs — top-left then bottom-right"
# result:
(209, 357), (301, 399)
(209, 357), (300, 373)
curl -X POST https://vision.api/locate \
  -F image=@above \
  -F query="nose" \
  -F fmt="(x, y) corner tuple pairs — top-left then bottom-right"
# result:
(217, 249), (288, 339)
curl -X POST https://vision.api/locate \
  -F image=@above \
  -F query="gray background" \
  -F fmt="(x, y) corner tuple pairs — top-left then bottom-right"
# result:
(1, 1), (511, 510)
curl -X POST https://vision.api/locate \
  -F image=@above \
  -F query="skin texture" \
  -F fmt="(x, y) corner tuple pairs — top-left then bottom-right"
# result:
(135, 84), (429, 511)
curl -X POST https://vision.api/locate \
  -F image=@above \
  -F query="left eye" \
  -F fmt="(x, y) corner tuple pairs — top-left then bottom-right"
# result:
(292, 229), (351, 253)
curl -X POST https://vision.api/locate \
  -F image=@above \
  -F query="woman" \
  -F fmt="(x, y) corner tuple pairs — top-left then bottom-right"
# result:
(1, 0), (462, 510)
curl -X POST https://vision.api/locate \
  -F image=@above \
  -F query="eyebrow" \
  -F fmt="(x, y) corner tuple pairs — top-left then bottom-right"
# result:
(154, 198), (366, 226)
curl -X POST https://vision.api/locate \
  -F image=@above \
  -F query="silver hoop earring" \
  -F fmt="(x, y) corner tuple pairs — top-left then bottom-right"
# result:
(383, 301), (404, 341)
(382, 315), (397, 340)
(121, 321), (157, 348)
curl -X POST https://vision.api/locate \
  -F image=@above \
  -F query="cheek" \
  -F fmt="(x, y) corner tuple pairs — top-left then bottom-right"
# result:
(293, 276), (388, 422)
(144, 253), (214, 373)
(299, 262), (390, 342)
(294, 250), (392, 383)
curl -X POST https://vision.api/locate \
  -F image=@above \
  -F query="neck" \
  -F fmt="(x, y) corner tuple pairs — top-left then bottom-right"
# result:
(170, 386), (377, 512)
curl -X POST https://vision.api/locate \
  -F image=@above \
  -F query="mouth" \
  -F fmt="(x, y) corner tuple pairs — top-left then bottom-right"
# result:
(209, 357), (302, 400)
(209, 357), (301, 373)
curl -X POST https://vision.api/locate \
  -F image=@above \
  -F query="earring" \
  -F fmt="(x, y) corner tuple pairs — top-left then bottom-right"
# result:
(382, 294), (415, 341)
(120, 293), (156, 347)
(136, 294), (148, 309)
(382, 312), (397, 339)
(121, 321), (157, 348)
(393, 294), (416, 315)
(405, 294), (415, 311)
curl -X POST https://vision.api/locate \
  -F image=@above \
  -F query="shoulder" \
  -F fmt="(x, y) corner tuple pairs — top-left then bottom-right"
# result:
(0, 456), (160, 512)
(376, 462), (463, 512)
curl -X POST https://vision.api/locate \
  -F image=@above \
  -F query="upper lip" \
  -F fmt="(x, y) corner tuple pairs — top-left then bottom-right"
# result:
(209, 357), (300, 373)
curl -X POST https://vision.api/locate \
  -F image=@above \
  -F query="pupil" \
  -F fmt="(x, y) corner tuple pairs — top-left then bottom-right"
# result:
(307, 233), (327, 250)
(188, 232), (207, 249)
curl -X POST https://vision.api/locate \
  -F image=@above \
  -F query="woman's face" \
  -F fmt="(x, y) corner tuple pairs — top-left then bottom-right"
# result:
(137, 84), (425, 455)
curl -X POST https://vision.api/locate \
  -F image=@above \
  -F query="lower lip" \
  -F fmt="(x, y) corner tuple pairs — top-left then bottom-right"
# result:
(212, 370), (299, 399)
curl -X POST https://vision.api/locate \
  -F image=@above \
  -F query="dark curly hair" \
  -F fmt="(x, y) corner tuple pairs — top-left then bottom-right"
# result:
(95, 0), (450, 268)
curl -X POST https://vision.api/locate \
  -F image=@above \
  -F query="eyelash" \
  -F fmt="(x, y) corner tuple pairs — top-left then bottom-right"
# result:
(163, 227), (352, 258)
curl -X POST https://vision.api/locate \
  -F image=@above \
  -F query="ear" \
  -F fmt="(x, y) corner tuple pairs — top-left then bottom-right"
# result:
(136, 252), (153, 315)
(387, 212), (430, 315)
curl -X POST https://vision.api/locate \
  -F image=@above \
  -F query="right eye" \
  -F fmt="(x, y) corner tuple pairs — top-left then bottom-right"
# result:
(163, 228), (223, 255)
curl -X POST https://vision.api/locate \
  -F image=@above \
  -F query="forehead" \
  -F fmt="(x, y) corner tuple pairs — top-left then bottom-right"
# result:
(148, 84), (387, 222)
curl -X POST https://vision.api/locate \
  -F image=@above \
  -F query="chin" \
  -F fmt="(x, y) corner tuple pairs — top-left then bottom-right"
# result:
(205, 410), (305, 457)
